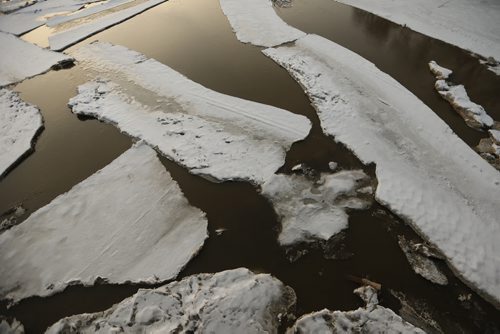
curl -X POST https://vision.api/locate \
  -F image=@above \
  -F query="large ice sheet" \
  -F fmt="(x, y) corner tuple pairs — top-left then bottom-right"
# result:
(0, 32), (72, 87)
(288, 286), (425, 333)
(0, 143), (208, 305)
(219, 0), (305, 47)
(0, 89), (43, 177)
(47, 268), (296, 334)
(263, 34), (500, 306)
(334, 0), (500, 61)
(69, 42), (310, 184)
(49, 0), (166, 50)
(46, 0), (134, 26)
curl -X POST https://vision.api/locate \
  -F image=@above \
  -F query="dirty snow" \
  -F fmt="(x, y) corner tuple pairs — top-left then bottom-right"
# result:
(49, 0), (165, 50)
(261, 170), (372, 246)
(69, 42), (310, 184)
(262, 34), (500, 306)
(334, 0), (500, 62)
(0, 89), (43, 178)
(0, 143), (208, 305)
(46, 268), (296, 334)
(430, 61), (494, 129)
(219, 0), (305, 47)
(288, 286), (425, 333)
(477, 130), (500, 170)
(0, 318), (24, 334)
(0, 32), (73, 87)
(46, 0), (134, 26)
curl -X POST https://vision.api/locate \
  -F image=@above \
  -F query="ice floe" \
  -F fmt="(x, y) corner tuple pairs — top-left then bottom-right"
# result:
(261, 170), (372, 246)
(219, 0), (305, 47)
(0, 32), (73, 87)
(288, 286), (425, 333)
(477, 129), (500, 170)
(429, 61), (494, 130)
(46, 268), (296, 334)
(49, 0), (166, 50)
(0, 143), (208, 305)
(0, 317), (24, 334)
(69, 42), (310, 184)
(334, 0), (500, 62)
(0, 0), (36, 13)
(46, 0), (134, 26)
(0, 89), (43, 177)
(262, 34), (500, 307)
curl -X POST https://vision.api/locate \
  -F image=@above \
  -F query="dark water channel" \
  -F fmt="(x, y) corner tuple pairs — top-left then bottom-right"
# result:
(1, 0), (499, 333)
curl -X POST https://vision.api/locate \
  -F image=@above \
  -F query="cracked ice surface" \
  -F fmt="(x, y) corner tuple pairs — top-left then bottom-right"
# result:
(0, 89), (43, 177)
(69, 42), (310, 184)
(288, 286), (425, 333)
(47, 268), (296, 334)
(263, 34), (500, 306)
(0, 143), (208, 305)
(261, 170), (372, 246)
(0, 32), (73, 87)
(219, 0), (305, 47)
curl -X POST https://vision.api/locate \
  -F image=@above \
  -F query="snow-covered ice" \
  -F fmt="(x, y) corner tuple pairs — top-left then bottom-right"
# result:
(261, 170), (372, 246)
(0, 318), (24, 334)
(0, 89), (43, 178)
(430, 61), (494, 129)
(69, 42), (310, 184)
(46, 268), (296, 334)
(219, 0), (305, 47)
(46, 0), (134, 26)
(0, 32), (73, 87)
(334, 0), (500, 62)
(262, 35), (500, 306)
(0, 0), (36, 13)
(49, 0), (166, 50)
(0, 143), (208, 305)
(288, 286), (425, 333)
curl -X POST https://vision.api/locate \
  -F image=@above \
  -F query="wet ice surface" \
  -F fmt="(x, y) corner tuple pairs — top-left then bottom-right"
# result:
(0, 143), (208, 305)
(46, 268), (296, 334)
(0, 89), (43, 178)
(69, 42), (310, 184)
(289, 286), (425, 333)
(0, 32), (72, 87)
(261, 169), (372, 246)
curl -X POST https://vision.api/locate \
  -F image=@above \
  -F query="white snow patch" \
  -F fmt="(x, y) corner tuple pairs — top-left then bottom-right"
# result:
(0, 143), (208, 305)
(334, 0), (500, 62)
(219, 0), (305, 47)
(0, 318), (24, 334)
(0, 32), (73, 87)
(0, 89), (42, 177)
(261, 170), (372, 246)
(46, 268), (296, 334)
(490, 129), (500, 144)
(428, 60), (452, 80)
(263, 34), (500, 306)
(49, 0), (165, 50)
(288, 286), (425, 333)
(69, 42), (310, 184)
(46, 0), (134, 26)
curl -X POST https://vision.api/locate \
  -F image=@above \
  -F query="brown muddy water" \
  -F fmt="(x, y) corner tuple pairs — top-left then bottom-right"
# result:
(1, 0), (500, 333)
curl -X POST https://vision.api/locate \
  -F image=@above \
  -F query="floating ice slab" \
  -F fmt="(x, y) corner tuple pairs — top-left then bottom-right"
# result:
(49, 0), (165, 50)
(47, 268), (296, 334)
(263, 34), (500, 306)
(0, 0), (36, 13)
(334, 0), (500, 61)
(46, 0), (134, 26)
(289, 286), (425, 333)
(0, 32), (73, 87)
(0, 143), (208, 305)
(261, 170), (372, 246)
(219, 0), (305, 47)
(0, 89), (43, 177)
(428, 60), (452, 80)
(70, 42), (310, 184)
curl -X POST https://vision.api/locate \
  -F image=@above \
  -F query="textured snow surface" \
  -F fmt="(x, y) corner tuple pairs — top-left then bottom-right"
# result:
(0, 32), (72, 87)
(0, 0), (36, 13)
(219, 0), (305, 47)
(288, 286), (425, 333)
(46, 0), (134, 26)
(47, 268), (296, 334)
(0, 318), (24, 334)
(261, 170), (372, 246)
(70, 42), (310, 184)
(0, 89), (42, 177)
(334, 0), (500, 61)
(430, 61), (494, 129)
(0, 143), (208, 305)
(0, 0), (98, 35)
(263, 34), (500, 306)
(49, 0), (165, 50)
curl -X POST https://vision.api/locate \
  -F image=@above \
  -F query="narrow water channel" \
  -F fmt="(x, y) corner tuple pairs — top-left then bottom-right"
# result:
(1, 0), (499, 333)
